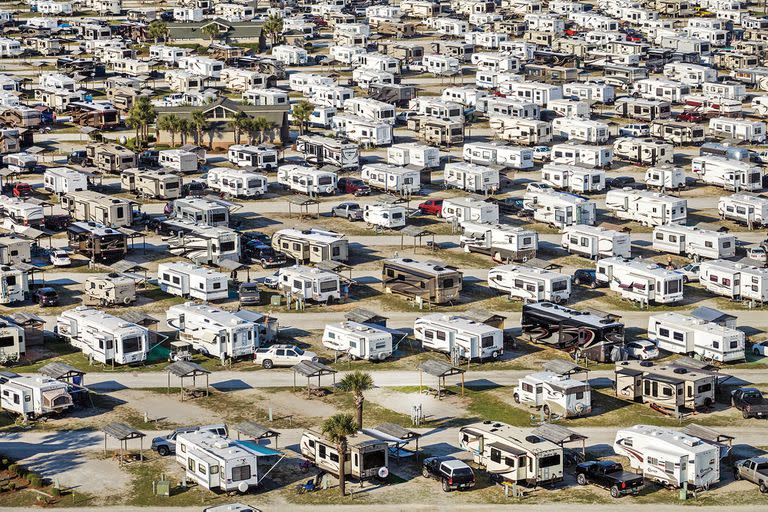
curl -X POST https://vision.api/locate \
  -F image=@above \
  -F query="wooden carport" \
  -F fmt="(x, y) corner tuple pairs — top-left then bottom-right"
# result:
(102, 422), (146, 464)
(418, 359), (465, 399)
(165, 360), (210, 401)
(291, 360), (337, 397)
(287, 195), (320, 219)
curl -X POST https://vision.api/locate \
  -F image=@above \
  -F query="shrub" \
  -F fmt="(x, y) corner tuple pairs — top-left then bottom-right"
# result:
(29, 474), (42, 487)
(7, 482), (15, 491)
(15, 466), (27, 478)
(7, 464), (17, 476)
(51, 487), (60, 497)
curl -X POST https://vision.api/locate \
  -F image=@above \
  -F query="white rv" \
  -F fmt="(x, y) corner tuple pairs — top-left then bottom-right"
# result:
(540, 164), (605, 193)
(272, 228), (348, 264)
(343, 97), (396, 125)
(277, 165), (337, 195)
(459, 221), (538, 262)
(605, 188), (687, 226)
(43, 167), (88, 195)
(275, 265), (342, 304)
(227, 144), (279, 170)
(0, 321), (25, 362)
(561, 225), (631, 259)
(166, 302), (260, 359)
(663, 63), (718, 86)
(414, 313), (504, 360)
(0, 373), (72, 419)
(322, 321), (393, 360)
(0, 197), (44, 231)
(361, 164), (420, 194)
(718, 194), (768, 227)
(387, 143), (440, 169)
(647, 312), (745, 363)
(502, 81), (563, 106)
(158, 262), (228, 302)
(489, 117), (553, 145)
(206, 168), (268, 199)
(313, 85), (355, 109)
(158, 149), (199, 174)
(652, 225), (736, 260)
(596, 257), (684, 304)
(613, 137), (674, 166)
(513, 371), (592, 418)
(300, 430), (389, 482)
(462, 141), (534, 170)
(551, 118), (610, 144)
(645, 165), (686, 190)
(699, 259), (768, 302)
(550, 143), (613, 169)
(362, 203), (407, 229)
(56, 307), (149, 365)
(441, 197), (500, 225)
(488, 264), (572, 303)
(632, 78), (690, 103)
(444, 162), (500, 193)
(332, 114), (393, 146)
(692, 156), (763, 191)
(523, 185), (597, 228)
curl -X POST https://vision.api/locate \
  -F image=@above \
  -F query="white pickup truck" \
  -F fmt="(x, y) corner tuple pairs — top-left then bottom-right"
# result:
(253, 344), (319, 369)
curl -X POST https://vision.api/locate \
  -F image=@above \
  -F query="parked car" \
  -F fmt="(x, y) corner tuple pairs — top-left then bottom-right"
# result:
(676, 111), (707, 122)
(183, 180), (206, 197)
(418, 199), (443, 216)
(754, 150), (768, 165)
(12, 182), (32, 198)
(253, 344), (318, 369)
(489, 197), (530, 217)
(331, 202), (364, 221)
(752, 340), (768, 357)
(532, 145), (551, 161)
(67, 150), (87, 165)
(575, 460), (644, 498)
(734, 457), (768, 492)
(625, 339), (660, 360)
(44, 214), (71, 231)
(748, 247), (768, 263)
(32, 287), (59, 307)
(263, 272), (280, 289)
(337, 177), (371, 196)
(673, 263), (700, 283)
(606, 176), (644, 189)
(618, 124), (650, 137)
(573, 269), (599, 288)
(422, 456), (476, 492)
(244, 241), (286, 268)
(238, 282), (261, 305)
(396, 110), (417, 125)
(731, 388), (768, 419)
(151, 424), (228, 456)
(49, 249), (72, 267)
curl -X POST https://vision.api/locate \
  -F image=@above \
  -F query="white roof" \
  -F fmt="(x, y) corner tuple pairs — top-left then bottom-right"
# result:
(417, 313), (501, 335)
(275, 228), (344, 244)
(618, 425), (716, 455)
(158, 261), (227, 279)
(168, 302), (255, 327)
(650, 311), (743, 338)
(701, 258), (768, 277)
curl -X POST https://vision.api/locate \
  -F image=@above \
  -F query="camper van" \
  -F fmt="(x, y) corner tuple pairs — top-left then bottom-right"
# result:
(462, 142), (534, 169)
(166, 302), (260, 359)
(441, 197), (500, 225)
(444, 162), (501, 193)
(550, 144), (613, 169)
(206, 168), (268, 199)
(523, 185), (597, 228)
(43, 167), (88, 195)
(645, 165), (686, 190)
(488, 264), (571, 303)
(56, 307), (149, 365)
(652, 225), (736, 260)
(361, 164), (421, 194)
(699, 259), (768, 302)
(561, 225), (631, 259)
(277, 165), (337, 195)
(274, 265), (342, 304)
(0, 373), (72, 419)
(300, 430), (389, 482)
(647, 312), (745, 363)
(540, 164), (606, 193)
(692, 156), (763, 191)
(513, 371), (592, 418)
(83, 273), (136, 306)
(322, 321), (393, 361)
(158, 262), (228, 302)
(614, 425), (720, 489)
(120, 169), (182, 200)
(605, 188), (687, 226)
(718, 193), (768, 227)
(459, 221), (538, 262)
(363, 203), (407, 229)
(382, 258), (463, 304)
(414, 313), (504, 360)
(271, 228), (348, 264)
(227, 144), (279, 170)
(596, 257), (684, 304)
(613, 137), (674, 166)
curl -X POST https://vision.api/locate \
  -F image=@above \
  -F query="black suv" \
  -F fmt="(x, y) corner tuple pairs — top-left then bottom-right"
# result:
(245, 241), (287, 268)
(573, 269), (599, 288)
(422, 456), (476, 492)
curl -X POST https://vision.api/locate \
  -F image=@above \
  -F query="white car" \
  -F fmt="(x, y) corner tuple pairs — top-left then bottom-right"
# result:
(263, 272), (279, 289)
(748, 247), (768, 263)
(49, 250), (71, 267)
(754, 150), (768, 164)
(532, 146), (551, 161)
(752, 340), (768, 357)
(673, 263), (700, 283)
(253, 344), (318, 369)
(618, 124), (650, 137)
(625, 340), (660, 360)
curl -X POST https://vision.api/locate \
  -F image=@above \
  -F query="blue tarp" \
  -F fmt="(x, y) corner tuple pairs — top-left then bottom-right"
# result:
(236, 440), (281, 456)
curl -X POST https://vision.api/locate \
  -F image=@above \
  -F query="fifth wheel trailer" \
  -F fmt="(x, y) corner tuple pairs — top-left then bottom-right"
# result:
(413, 313), (504, 360)
(56, 307), (149, 365)
(647, 312), (745, 363)
(459, 221), (538, 262)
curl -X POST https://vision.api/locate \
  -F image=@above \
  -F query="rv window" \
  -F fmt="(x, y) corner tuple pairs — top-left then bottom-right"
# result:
(320, 280), (338, 293)
(712, 340), (720, 349)
(576, 391), (584, 399)
(198, 463), (206, 475)
(424, 330), (434, 340)
(210, 465), (219, 474)
(188, 458), (195, 471)
(539, 454), (560, 468)
(648, 456), (658, 465)
(662, 386), (673, 397)
(436, 331), (446, 341)
(490, 448), (502, 463)
(329, 452), (339, 463)
(0, 336), (15, 347)
(522, 382), (533, 393)
(552, 280), (568, 292)
(221, 241), (235, 252)
(5, 276), (15, 286)
(13, 394), (18, 404)
(659, 328), (670, 338)
(673, 332), (684, 342)
(664, 461), (674, 474)
(363, 450), (386, 470)
(25, 395), (30, 402)
(481, 336), (495, 348)
(173, 276), (180, 285)
(213, 282), (221, 290)
(122, 336), (142, 354)
(722, 278), (731, 286)
(231, 465), (252, 482)
(698, 383), (712, 393)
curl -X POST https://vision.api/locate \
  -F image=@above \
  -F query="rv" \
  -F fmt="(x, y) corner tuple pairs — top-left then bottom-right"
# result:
(462, 142), (534, 170)
(296, 135), (360, 170)
(718, 193), (768, 227)
(43, 167), (89, 195)
(632, 78), (690, 103)
(614, 425), (720, 489)
(521, 301), (625, 362)
(502, 81), (563, 106)
(460, 222), (538, 263)
(158, 149), (199, 174)
(0, 197), (45, 230)
(4, 152), (37, 173)
(443, 163), (500, 194)
(313, 85), (355, 109)
(561, 225), (631, 259)
(699, 142), (751, 161)
(0, 321), (24, 363)
(271, 228), (347, 264)
(83, 273), (136, 306)
(363, 203), (407, 229)
(541, 164), (605, 194)
(361, 164), (420, 194)
(458, 421), (564, 485)
(85, 143), (137, 173)
(699, 259), (768, 302)
(158, 262), (228, 302)
(67, 221), (128, 261)
(414, 313), (504, 360)
(387, 143), (440, 169)
(652, 225), (736, 260)
(550, 144), (612, 169)
(489, 117), (552, 145)
(322, 321), (393, 361)
(382, 258), (463, 305)
(596, 257), (684, 304)
(647, 312), (745, 363)
(416, 117), (466, 146)
(275, 265), (343, 304)
(0, 236), (30, 266)
(645, 165), (686, 190)
(277, 165), (337, 195)
(692, 156), (763, 191)
(171, 198), (230, 227)
(514, 371), (592, 418)
(162, 220), (241, 266)
(613, 137), (674, 166)
(441, 197), (500, 225)
(605, 188), (687, 226)
(477, 97), (540, 119)
(56, 307), (148, 365)
(708, 117), (766, 144)
(663, 63), (718, 86)
(206, 168), (268, 199)
(614, 98), (672, 121)
(61, 191), (134, 228)
(489, 262), (572, 303)
(0, 373), (72, 419)
(226, 145), (279, 170)
(650, 120), (706, 145)
(343, 98), (396, 125)
(300, 431), (388, 481)
(523, 185), (597, 228)
(0, 266), (26, 305)
(551, 118), (610, 144)
(120, 169), (182, 200)
(167, 302), (260, 359)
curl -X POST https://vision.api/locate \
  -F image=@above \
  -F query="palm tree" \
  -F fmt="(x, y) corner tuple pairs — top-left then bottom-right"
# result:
(227, 111), (248, 145)
(148, 20), (169, 43)
(263, 14), (284, 48)
(292, 100), (314, 136)
(321, 413), (357, 497)
(338, 371), (374, 430)
(252, 116), (271, 143)
(158, 114), (182, 147)
(241, 118), (258, 145)
(201, 23), (220, 42)
(190, 110), (209, 146)
(125, 110), (143, 150)
(178, 118), (191, 146)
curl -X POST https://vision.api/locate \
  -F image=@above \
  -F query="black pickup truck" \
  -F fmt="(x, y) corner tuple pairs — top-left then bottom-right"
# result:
(575, 460), (644, 498)
(422, 456), (476, 492)
(731, 388), (768, 419)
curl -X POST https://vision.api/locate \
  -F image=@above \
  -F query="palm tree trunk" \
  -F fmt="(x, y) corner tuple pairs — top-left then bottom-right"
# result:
(170, 131), (176, 147)
(338, 441), (346, 496)
(355, 396), (364, 430)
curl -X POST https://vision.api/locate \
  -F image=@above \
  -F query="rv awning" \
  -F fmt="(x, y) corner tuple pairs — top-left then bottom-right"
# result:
(531, 424), (588, 446)
(217, 258), (248, 271)
(24, 146), (46, 155)
(236, 441), (281, 456)
(487, 441), (526, 457)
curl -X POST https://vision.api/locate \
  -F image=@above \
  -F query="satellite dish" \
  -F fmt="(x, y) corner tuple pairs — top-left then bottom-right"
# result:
(237, 481), (249, 493)
(118, 135), (127, 145)
(377, 467), (389, 479)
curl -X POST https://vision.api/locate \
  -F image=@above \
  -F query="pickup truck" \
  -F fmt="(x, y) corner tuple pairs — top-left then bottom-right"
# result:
(422, 456), (475, 492)
(734, 457), (768, 493)
(417, 199), (443, 216)
(575, 460), (644, 498)
(151, 424), (228, 456)
(337, 177), (371, 196)
(331, 202), (364, 221)
(253, 344), (318, 369)
(731, 387), (768, 419)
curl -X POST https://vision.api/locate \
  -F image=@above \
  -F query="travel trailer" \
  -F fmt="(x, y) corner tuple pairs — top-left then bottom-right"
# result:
(462, 142), (534, 170)
(363, 203), (407, 229)
(550, 144), (613, 169)
(441, 197), (499, 225)
(551, 118), (610, 144)
(478, 97), (540, 119)
(502, 81), (563, 106)
(613, 137), (674, 166)
(158, 149), (199, 174)
(0, 196), (44, 231)
(296, 135), (360, 170)
(605, 188), (687, 226)
(271, 228), (348, 264)
(523, 186), (597, 228)
(488, 264), (571, 303)
(4, 152), (37, 173)
(708, 117), (766, 144)
(227, 145), (279, 170)
(663, 63), (717, 86)
(313, 85), (355, 109)
(613, 98), (672, 121)
(691, 156), (763, 191)
(614, 425), (720, 489)
(632, 78), (690, 103)
(718, 194), (768, 227)
(67, 222), (128, 261)
(172, 198), (231, 228)
(0, 373), (72, 420)
(0, 321), (25, 363)
(513, 371), (592, 418)
(361, 164), (420, 194)
(274, 265), (343, 304)
(650, 120), (706, 145)
(166, 302), (261, 359)
(206, 168), (268, 199)
(414, 313), (504, 360)
(645, 165), (686, 190)
(0, 237), (31, 266)
(459, 221), (538, 262)
(158, 262), (228, 302)
(0, 266), (26, 305)
(444, 162), (501, 193)
(540, 164), (606, 194)
(322, 321), (393, 361)
(700, 142), (751, 162)
(277, 165), (337, 195)
(459, 421), (564, 485)
(85, 143), (137, 173)
(343, 97), (396, 125)
(61, 191), (134, 228)
(300, 430), (389, 482)
(647, 312), (745, 363)
(56, 307), (149, 365)
(561, 225), (631, 259)
(652, 225), (736, 260)
(83, 273), (136, 306)
(43, 167), (88, 195)
(382, 258), (463, 305)
(120, 169), (182, 200)
(387, 143), (440, 169)
(162, 221), (241, 266)
(596, 257), (684, 304)
(699, 259), (768, 302)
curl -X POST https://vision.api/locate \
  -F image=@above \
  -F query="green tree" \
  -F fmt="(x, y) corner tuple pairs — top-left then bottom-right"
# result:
(292, 100), (314, 136)
(158, 114), (182, 147)
(252, 116), (272, 143)
(201, 23), (220, 42)
(191, 110), (209, 146)
(178, 118), (191, 146)
(148, 20), (169, 43)
(227, 111), (249, 145)
(321, 413), (357, 497)
(126, 96), (156, 150)
(263, 14), (284, 47)
(338, 370), (374, 430)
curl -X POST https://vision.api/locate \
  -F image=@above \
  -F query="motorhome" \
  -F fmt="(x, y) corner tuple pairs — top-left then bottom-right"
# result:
(171, 198), (230, 228)
(650, 120), (706, 145)
(633, 78), (690, 103)
(596, 257), (684, 304)
(322, 321), (393, 361)
(275, 265), (343, 304)
(414, 313), (504, 360)
(691, 156), (763, 191)
(443, 162), (500, 193)
(387, 143), (440, 169)
(708, 117), (766, 143)
(300, 430), (389, 482)
(158, 262), (228, 302)
(541, 164), (605, 194)
(67, 221), (127, 261)
(295, 135), (360, 170)
(614, 425), (720, 489)
(459, 222), (538, 263)
(652, 225), (735, 260)
(277, 165), (337, 195)
(458, 421), (564, 485)
(60, 191), (134, 228)
(83, 273), (136, 306)
(561, 225), (631, 259)
(522, 302), (624, 362)
(551, 118), (610, 144)
(489, 117), (552, 145)
(206, 168), (268, 199)
(166, 302), (260, 359)
(647, 312), (744, 363)
(0, 373), (72, 419)
(645, 165), (686, 190)
(462, 142), (534, 169)
(441, 197), (500, 225)
(605, 188), (687, 226)
(43, 167), (89, 195)
(56, 307), (148, 365)
(120, 169), (182, 200)
(613, 137), (674, 166)
(550, 144), (612, 169)
(523, 186), (597, 228)
(361, 164), (420, 194)
(514, 371), (591, 418)
(271, 228), (348, 264)
(381, 258), (463, 305)
(699, 259), (768, 302)
(718, 193), (768, 227)
(226, 145), (279, 170)
(488, 264), (572, 303)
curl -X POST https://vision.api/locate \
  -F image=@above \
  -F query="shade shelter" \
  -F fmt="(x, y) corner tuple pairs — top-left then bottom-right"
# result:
(462, 310), (506, 330)
(344, 308), (388, 327)
(682, 424), (735, 459)
(5, 312), (45, 347)
(102, 422), (146, 464)
(166, 360), (210, 401)
(542, 359), (589, 381)
(291, 360), (337, 397)
(418, 359), (465, 398)
(233, 420), (281, 448)
(287, 195), (320, 218)
(532, 423), (588, 459)
(399, 225), (436, 252)
(314, 259), (353, 284)
(364, 422), (422, 464)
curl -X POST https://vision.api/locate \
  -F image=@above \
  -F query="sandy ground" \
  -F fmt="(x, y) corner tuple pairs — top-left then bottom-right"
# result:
(108, 389), (222, 425)
(365, 387), (469, 422)
(234, 388), (341, 420)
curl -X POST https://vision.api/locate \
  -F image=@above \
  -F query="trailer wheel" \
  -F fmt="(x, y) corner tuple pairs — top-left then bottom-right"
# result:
(123, 296), (132, 305)
(262, 359), (274, 369)
(513, 393), (520, 403)
(543, 405), (551, 417)
(327, 296), (336, 305)
(577, 473), (587, 486)
(610, 486), (620, 498)
(491, 351), (499, 359)
(743, 410), (751, 419)
(157, 445), (170, 457)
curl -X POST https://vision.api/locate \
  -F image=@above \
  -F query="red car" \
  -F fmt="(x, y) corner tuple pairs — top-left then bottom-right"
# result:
(418, 199), (443, 216)
(12, 182), (32, 198)
(337, 177), (371, 196)
(676, 111), (707, 122)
